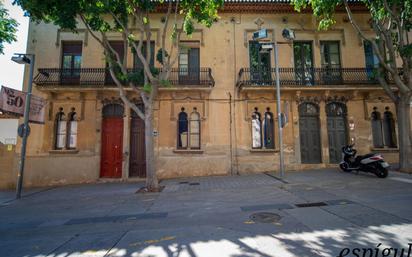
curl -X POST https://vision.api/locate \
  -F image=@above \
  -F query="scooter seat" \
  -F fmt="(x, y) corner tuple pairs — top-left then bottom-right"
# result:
(356, 153), (375, 160)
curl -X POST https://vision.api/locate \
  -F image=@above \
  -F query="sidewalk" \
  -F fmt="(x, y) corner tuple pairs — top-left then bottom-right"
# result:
(1, 169), (412, 257)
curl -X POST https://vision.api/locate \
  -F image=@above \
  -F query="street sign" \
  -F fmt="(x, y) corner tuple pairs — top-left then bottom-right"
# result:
(18, 124), (31, 138)
(253, 29), (268, 40)
(259, 42), (274, 52)
(0, 86), (46, 124)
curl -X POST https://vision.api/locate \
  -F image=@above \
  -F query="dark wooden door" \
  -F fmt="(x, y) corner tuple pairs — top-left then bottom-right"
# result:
(327, 117), (347, 163)
(299, 116), (322, 163)
(326, 103), (348, 164)
(100, 117), (124, 178)
(129, 113), (146, 177)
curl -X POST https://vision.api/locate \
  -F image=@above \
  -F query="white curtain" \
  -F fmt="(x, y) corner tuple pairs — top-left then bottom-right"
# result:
(252, 116), (261, 148)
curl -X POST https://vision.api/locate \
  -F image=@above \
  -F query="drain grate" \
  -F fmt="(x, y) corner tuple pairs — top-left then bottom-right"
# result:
(65, 212), (168, 225)
(295, 202), (328, 208)
(179, 181), (189, 184)
(189, 182), (200, 186)
(250, 212), (282, 223)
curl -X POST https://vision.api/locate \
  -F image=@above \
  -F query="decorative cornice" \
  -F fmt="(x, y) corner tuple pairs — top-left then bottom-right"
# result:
(101, 97), (124, 106)
(154, 2), (368, 14)
(295, 96), (321, 105)
(325, 95), (349, 104)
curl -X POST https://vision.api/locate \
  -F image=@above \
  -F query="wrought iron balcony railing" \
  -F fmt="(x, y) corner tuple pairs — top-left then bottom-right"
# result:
(34, 67), (215, 87)
(237, 67), (398, 87)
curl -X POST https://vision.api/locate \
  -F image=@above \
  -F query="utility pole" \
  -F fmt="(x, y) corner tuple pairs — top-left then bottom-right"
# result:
(273, 42), (285, 178)
(12, 54), (35, 199)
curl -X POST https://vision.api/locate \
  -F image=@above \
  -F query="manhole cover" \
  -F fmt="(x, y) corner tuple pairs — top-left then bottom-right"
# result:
(249, 212), (282, 223)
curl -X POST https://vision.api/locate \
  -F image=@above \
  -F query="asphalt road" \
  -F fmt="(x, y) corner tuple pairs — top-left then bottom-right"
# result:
(1, 169), (412, 257)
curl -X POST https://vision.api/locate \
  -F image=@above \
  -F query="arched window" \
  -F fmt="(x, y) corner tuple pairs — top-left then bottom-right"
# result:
(263, 108), (274, 149)
(55, 108), (66, 149)
(326, 102), (347, 117)
(383, 107), (397, 148)
(102, 103), (124, 118)
(67, 108), (78, 149)
(189, 110), (201, 149)
(251, 108), (262, 149)
(177, 108), (188, 149)
(371, 107), (383, 148)
(299, 102), (319, 117)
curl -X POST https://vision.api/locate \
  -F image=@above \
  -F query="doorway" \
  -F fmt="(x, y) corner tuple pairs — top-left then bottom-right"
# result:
(326, 102), (348, 163)
(299, 103), (322, 163)
(129, 109), (146, 178)
(100, 104), (124, 178)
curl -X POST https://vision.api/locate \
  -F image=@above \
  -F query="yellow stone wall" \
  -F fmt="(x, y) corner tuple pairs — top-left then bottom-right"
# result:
(11, 11), (409, 188)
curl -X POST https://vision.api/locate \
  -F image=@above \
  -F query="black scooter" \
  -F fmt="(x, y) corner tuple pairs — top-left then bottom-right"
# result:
(339, 144), (389, 178)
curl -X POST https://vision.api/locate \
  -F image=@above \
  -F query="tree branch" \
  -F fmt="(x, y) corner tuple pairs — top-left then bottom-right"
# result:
(107, 62), (145, 120)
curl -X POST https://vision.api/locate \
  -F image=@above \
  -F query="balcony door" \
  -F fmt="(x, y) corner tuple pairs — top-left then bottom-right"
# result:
(320, 41), (342, 84)
(294, 41), (314, 86)
(61, 42), (82, 84)
(249, 41), (272, 83)
(105, 41), (125, 85)
(364, 41), (380, 80)
(179, 46), (200, 85)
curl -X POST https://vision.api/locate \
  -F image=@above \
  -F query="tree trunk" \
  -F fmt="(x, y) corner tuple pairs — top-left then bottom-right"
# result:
(144, 105), (159, 191)
(396, 94), (412, 172)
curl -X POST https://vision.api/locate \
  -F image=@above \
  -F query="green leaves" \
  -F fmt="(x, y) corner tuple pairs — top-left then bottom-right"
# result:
(156, 48), (169, 65)
(0, 2), (18, 55)
(183, 17), (194, 35)
(291, 0), (340, 30)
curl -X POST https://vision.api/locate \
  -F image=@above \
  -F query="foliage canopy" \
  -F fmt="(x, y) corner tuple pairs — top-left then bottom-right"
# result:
(0, 2), (18, 55)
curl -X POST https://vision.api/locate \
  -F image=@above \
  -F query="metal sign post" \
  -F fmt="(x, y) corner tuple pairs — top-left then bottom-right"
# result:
(11, 54), (35, 199)
(253, 27), (286, 178)
(273, 41), (285, 178)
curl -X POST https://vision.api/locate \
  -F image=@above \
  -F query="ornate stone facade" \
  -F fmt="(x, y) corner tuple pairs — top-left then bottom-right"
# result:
(9, 4), (410, 188)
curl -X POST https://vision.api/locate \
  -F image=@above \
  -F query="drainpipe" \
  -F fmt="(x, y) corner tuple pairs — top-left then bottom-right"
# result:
(231, 16), (240, 175)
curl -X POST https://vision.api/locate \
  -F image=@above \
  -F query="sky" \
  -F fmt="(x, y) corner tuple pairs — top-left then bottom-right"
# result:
(0, 0), (29, 90)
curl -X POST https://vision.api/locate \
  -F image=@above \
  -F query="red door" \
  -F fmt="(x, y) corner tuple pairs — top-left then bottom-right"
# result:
(129, 114), (146, 177)
(100, 117), (124, 178)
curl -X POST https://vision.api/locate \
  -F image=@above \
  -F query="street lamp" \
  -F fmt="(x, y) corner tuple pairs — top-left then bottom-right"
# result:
(11, 53), (35, 199)
(257, 30), (293, 178)
(274, 29), (294, 178)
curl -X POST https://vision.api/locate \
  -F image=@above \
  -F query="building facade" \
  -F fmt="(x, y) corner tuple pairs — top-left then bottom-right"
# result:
(14, 1), (407, 187)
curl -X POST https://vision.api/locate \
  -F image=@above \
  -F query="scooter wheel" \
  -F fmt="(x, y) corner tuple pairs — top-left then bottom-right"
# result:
(376, 166), (388, 178)
(339, 163), (351, 172)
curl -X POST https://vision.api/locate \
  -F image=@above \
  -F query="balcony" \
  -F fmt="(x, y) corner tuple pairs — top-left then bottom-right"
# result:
(237, 67), (395, 88)
(33, 68), (215, 88)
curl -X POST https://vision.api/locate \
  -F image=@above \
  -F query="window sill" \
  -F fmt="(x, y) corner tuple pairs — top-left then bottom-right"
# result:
(250, 149), (279, 153)
(173, 149), (204, 154)
(370, 147), (399, 153)
(49, 149), (79, 154)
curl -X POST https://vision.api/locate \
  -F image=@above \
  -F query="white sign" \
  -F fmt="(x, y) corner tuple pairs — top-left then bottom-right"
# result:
(0, 86), (46, 124)
(253, 29), (268, 40)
